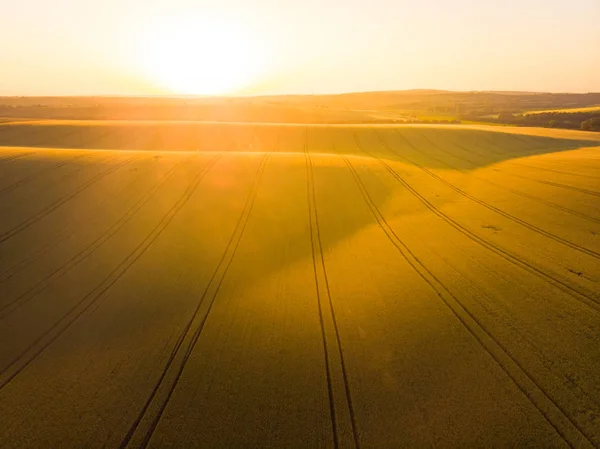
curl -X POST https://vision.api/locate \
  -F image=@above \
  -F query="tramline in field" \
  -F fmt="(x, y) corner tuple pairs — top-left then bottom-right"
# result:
(0, 121), (599, 448)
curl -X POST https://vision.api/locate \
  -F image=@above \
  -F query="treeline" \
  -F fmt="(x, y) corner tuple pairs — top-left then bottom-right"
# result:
(480, 111), (600, 131)
(400, 92), (600, 117)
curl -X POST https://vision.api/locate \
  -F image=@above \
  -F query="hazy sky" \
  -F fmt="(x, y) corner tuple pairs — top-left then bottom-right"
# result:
(1, 0), (599, 95)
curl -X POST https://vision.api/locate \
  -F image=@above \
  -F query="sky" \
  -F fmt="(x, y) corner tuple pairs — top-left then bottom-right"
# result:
(1, 0), (599, 96)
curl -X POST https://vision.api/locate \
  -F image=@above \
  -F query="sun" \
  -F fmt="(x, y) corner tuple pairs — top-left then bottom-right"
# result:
(138, 18), (266, 95)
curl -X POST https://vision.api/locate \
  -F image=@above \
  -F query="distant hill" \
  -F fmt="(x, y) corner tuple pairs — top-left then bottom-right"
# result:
(1, 90), (599, 124)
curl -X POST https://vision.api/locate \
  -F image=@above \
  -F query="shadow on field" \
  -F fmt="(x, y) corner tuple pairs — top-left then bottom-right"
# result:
(1, 144), (595, 449)
(1, 122), (598, 171)
(0, 152), (399, 388)
(351, 127), (600, 171)
(0, 153), (394, 343)
(133, 156), (396, 301)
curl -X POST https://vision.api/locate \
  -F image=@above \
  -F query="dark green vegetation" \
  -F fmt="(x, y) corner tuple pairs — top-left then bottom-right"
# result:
(582, 117), (600, 131)
(1, 120), (600, 448)
(485, 111), (600, 131)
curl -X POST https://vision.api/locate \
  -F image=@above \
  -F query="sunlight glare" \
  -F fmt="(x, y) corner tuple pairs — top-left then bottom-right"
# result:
(139, 17), (267, 95)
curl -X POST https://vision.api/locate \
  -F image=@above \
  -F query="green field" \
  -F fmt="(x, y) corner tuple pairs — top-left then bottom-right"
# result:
(1, 121), (600, 447)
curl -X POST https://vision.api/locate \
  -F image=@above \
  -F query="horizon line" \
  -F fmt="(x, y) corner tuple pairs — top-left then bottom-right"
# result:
(2, 88), (600, 99)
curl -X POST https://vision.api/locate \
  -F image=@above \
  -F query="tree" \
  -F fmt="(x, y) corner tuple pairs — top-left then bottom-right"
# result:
(497, 111), (514, 122)
(581, 117), (600, 132)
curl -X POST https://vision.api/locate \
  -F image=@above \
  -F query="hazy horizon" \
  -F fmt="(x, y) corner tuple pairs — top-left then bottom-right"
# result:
(3, 88), (600, 100)
(2, 0), (599, 96)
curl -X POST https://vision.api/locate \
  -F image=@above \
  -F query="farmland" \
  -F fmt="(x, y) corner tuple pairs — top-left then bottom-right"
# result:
(1, 120), (600, 448)
(525, 105), (600, 115)
(3, 91), (600, 124)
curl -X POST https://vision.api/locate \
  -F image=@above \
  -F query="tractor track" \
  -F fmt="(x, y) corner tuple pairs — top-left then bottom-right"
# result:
(305, 130), (360, 449)
(343, 154), (595, 448)
(408, 132), (600, 225)
(119, 154), (269, 449)
(352, 130), (600, 312)
(0, 130), (147, 282)
(0, 155), (221, 391)
(391, 132), (600, 260)
(508, 161), (600, 181)
(0, 154), (135, 245)
(0, 153), (87, 198)
(472, 133), (600, 197)
(0, 155), (138, 285)
(0, 155), (191, 318)
(0, 153), (35, 164)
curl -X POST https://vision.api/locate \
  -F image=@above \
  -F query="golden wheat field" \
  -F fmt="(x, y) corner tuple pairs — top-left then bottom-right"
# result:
(525, 105), (600, 115)
(1, 120), (600, 448)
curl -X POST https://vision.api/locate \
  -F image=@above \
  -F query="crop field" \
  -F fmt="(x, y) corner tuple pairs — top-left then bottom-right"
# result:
(1, 121), (600, 448)
(525, 105), (600, 115)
